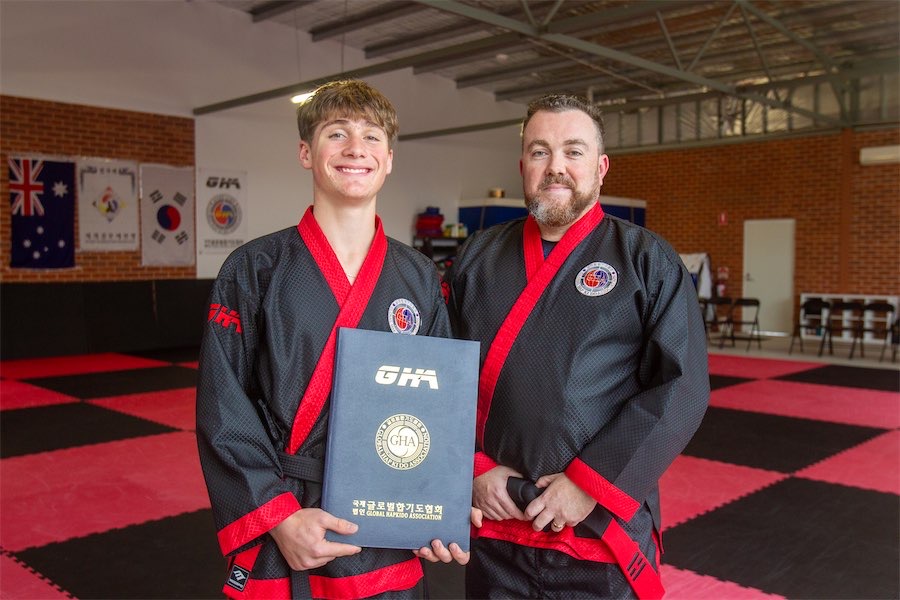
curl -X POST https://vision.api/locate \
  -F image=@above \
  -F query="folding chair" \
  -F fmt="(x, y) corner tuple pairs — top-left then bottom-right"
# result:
(721, 297), (762, 350)
(891, 317), (899, 363)
(858, 301), (895, 361)
(788, 298), (830, 354)
(705, 297), (732, 344)
(820, 300), (864, 358)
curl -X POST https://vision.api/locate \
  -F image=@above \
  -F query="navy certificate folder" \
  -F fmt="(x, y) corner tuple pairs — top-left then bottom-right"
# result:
(322, 328), (479, 551)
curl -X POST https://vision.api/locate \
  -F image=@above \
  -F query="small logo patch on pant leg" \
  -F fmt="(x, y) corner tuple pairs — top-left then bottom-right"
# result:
(227, 565), (250, 591)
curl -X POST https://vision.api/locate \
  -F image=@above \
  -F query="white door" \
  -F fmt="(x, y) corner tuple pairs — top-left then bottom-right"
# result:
(743, 219), (795, 334)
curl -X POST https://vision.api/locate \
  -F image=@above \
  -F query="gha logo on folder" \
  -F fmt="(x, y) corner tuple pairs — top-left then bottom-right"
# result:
(375, 413), (431, 470)
(374, 365), (440, 389)
(322, 328), (479, 550)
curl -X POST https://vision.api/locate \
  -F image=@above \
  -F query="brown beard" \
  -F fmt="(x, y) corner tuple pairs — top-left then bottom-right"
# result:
(524, 173), (600, 228)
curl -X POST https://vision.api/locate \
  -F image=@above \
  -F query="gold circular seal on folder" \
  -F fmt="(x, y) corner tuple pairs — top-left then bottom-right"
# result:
(375, 414), (431, 470)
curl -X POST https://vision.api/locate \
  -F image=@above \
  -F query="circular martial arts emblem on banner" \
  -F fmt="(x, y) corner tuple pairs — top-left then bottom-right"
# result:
(575, 262), (618, 296)
(375, 414), (430, 470)
(93, 186), (123, 222)
(388, 298), (420, 335)
(206, 194), (242, 234)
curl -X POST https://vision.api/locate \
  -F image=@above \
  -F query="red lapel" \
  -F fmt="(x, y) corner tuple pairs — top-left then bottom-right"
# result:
(475, 202), (604, 448)
(288, 206), (387, 453)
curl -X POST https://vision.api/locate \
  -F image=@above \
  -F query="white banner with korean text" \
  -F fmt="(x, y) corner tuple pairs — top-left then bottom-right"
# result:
(140, 164), (195, 266)
(196, 169), (247, 256)
(77, 158), (139, 250)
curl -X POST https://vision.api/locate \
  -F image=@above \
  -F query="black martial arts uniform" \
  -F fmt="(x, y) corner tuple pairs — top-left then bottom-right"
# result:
(197, 207), (450, 599)
(446, 203), (709, 599)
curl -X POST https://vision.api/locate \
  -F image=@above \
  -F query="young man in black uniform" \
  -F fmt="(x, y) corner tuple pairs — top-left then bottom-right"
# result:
(446, 94), (709, 598)
(196, 80), (470, 599)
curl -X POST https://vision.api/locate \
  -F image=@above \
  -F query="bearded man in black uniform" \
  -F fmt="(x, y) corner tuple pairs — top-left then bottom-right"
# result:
(445, 94), (709, 599)
(196, 80), (471, 600)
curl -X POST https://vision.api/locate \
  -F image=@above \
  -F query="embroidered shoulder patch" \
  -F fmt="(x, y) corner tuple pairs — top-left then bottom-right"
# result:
(208, 303), (243, 333)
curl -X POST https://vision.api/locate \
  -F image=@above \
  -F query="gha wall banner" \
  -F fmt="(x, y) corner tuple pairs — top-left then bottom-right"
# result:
(196, 169), (247, 255)
(77, 159), (139, 251)
(140, 165), (195, 266)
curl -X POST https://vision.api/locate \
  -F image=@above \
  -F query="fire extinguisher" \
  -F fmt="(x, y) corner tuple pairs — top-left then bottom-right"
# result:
(716, 266), (729, 298)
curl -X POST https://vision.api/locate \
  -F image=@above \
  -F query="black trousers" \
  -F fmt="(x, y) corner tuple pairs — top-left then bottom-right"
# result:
(465, 538), (638, 599)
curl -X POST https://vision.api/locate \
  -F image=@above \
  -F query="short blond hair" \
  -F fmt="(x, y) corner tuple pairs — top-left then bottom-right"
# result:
(296, 80), (399, 147)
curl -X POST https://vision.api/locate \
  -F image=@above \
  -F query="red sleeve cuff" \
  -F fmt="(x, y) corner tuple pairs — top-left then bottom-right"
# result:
(565, 458), (639, 522)
(217, 492), (301, 555)
(473, 451), (498, 478)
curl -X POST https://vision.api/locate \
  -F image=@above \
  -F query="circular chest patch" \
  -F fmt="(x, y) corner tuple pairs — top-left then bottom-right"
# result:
(575, 262), (618, 296)
(388, 298), (420, 335)
(375, 414), (431, 470)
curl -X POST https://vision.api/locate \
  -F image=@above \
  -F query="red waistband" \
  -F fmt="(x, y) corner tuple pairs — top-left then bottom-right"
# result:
(473, 518), (664, 599)
(223, 551), (422, 600)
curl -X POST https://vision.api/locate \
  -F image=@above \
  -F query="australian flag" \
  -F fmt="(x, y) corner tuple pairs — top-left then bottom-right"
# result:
(9, 157), (75, 269)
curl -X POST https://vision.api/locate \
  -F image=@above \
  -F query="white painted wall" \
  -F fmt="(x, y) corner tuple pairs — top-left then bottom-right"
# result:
(0, 0), (525, 278)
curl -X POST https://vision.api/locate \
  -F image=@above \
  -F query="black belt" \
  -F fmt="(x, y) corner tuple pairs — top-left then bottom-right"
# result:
(278, 452), (324, 483)
(507, 476), (609, 536)
(277, 452), (324, 598)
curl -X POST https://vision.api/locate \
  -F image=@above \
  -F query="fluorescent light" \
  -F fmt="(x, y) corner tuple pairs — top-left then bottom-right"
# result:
(860, 145), (900, 165)
(291, 91), (315, 104)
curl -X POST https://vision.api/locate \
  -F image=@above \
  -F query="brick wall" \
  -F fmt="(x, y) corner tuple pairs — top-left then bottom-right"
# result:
(2, 94), (898, 302)
(0, 95), (195, 282)
(847, 130), (900, 294)
(604, 128), (900, 301)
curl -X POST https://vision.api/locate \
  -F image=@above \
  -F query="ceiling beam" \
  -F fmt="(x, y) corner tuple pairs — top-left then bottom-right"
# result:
(456, 56), (574, 89)
(365, 21), (487, 59)
(544, 0), (694, 35)
(735, 0), (848, 118)
(492, 58), (821, 104)
(739, 2), (783, 103)
(656, 11), (684, 71)
(407, 1), (688, 75)
(248, 0), (314, 23)
(198, 0), (894, 120)
(367, 0), (688, 61)
(399, 118), (522, 141)
(410, 0), (846, 126)
(410, 0), (695, 76)
(686, 1), (740, 73)
(310, 1), (428, 41)
(462, 20), (899, 101)
(412, 36), (525, 73)
(364, 4), (525, 59)
(736, 0), (837, 71)
(494, 54), (899, 109)
(194, 30), (522, 115)
(399, 59), (900, 143)
(454, 14), (848, 91)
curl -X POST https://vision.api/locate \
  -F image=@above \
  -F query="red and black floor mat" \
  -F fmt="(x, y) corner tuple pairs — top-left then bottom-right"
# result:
(1, 350), (897, 599)
(661, 355), (899, 600)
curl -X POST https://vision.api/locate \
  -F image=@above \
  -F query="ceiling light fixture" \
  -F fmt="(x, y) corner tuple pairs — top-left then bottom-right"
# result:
(291, 91), (315, 104)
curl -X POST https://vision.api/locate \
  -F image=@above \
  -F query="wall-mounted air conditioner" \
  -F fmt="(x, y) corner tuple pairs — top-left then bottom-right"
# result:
(859, 145), (900, 165)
